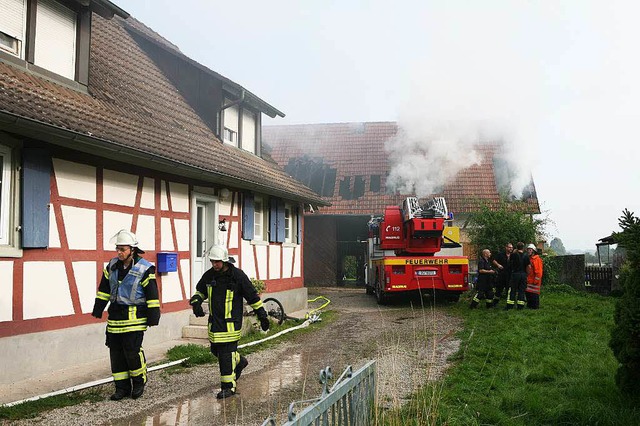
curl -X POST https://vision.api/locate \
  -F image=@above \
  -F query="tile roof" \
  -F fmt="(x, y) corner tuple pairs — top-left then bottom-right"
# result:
(263, 122), (540, 216)
(0, 13), (324, 205)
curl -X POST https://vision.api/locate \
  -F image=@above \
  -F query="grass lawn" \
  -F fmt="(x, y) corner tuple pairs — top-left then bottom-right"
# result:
(382, 285), (640, 425)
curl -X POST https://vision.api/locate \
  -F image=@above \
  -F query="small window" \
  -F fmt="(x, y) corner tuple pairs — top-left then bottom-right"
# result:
(284, 203), (298, 244)
(0, 145), (13, 246)
(0, 31), (20, 56)
(253, 195), (267, 241)
(223, 127), (238, 146)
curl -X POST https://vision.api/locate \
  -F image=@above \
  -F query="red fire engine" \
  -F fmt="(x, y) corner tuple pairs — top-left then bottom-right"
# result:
(365, 197), (469, 304)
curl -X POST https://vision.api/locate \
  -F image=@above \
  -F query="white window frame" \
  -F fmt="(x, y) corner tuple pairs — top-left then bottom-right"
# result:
(34, 0), (77, 80)
(284, 203), (293, 243)
(0, 142), (21, 256)
(253, 195), (267, 242)
(0, 0), (27, 59)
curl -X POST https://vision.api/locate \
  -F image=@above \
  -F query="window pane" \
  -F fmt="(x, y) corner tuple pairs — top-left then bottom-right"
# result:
(254, 197), (263, 241)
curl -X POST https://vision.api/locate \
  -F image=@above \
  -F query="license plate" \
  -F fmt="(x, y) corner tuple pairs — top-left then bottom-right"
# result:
(416, 270), (437, 276)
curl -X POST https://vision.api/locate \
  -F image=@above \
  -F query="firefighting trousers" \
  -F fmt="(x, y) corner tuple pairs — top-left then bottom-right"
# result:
(494, 273), (510, 299)
(472, 280), (494, 305)
(107, 331), (147, 390)
(526, 291), (540, 309)
(211, 341), (241, 390)
(507, 272), (527, 307)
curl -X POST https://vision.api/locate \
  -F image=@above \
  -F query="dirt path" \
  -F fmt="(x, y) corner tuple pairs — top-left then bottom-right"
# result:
(9, 287), (462, 426)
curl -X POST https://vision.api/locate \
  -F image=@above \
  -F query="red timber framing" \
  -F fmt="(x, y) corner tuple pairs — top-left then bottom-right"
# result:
(0, 160), (191, 338)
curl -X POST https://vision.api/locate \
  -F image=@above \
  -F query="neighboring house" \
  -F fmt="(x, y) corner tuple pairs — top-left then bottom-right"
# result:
(0, 0), (326, 385)
(263, 122), (540, 285)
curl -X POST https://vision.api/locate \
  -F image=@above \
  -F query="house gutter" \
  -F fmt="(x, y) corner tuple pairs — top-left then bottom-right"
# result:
(0, 110), (329, 206)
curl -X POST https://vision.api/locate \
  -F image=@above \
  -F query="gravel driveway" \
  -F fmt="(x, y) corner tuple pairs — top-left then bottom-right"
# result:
(6, 287), (462, 426)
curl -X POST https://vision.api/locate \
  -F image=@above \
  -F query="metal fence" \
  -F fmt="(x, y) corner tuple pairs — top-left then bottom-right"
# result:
(262, 360), (376, 426)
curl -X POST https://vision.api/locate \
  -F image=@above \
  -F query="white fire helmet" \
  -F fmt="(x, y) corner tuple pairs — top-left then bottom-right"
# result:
(527, 243), (537, 252)
(110, 229), (144, 253)
(208, 245), (235, 263)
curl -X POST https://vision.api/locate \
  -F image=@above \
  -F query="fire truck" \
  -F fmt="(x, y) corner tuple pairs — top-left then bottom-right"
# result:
(365, 197), (469, 304)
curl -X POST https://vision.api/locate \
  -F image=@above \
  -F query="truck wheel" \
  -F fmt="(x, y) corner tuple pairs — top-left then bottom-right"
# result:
(446, 293), (461, 303)
(375, 286), (387, 305)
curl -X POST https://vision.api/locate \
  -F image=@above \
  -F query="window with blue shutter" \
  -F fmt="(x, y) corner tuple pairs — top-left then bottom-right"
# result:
(242, 193), (254, 240)
(21, 147), (51, 248)
(276, 199), (285, 243)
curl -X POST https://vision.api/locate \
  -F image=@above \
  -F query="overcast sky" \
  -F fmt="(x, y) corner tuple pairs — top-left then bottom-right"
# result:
(112, 0), (640, 251)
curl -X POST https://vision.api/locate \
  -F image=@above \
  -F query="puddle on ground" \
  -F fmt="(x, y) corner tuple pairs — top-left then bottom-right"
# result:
(118, 353), (307, 426)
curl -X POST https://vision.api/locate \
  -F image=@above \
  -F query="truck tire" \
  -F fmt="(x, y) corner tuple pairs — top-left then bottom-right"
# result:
(375, 285), (387, 305)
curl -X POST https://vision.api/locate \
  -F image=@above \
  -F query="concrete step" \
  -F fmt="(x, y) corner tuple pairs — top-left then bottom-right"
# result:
(189, 314), (208, 326)
(182, 324), (208, 339)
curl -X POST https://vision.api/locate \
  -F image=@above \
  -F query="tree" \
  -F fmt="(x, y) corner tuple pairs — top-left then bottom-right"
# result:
(609, 209), (640, 394)
(550, 237), (566, 255)
(466, 199), (546, 257)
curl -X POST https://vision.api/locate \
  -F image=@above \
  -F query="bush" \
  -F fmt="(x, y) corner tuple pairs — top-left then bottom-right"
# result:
(250, 277), (266, 294)
(609, 209), (640, 394)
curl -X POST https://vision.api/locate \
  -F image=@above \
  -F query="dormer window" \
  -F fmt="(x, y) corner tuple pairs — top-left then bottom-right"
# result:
(222, 98), (260, 155)
(0, 0), (127, 86)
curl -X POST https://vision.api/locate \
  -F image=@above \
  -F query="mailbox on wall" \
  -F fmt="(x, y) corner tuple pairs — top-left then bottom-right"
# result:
(157, 252), (178, 273)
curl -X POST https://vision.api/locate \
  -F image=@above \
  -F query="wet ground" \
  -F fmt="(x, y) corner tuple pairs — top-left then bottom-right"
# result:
(10, 287), (462, 426)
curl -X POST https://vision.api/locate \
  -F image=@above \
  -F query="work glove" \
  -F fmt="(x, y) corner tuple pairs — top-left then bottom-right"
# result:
(259, 317), (270, 332)
(147, 308), (161, 326)
(192, 303), (205, 317)
(91, 305), (103, 319)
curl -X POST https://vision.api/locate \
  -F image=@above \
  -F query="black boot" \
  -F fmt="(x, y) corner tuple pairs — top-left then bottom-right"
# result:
(504, 304), (513, 311)
(131, 376), (145, 399)
(469, 300), (479, 309)
(216, 388), (236, 399)
(110, 380), (131, 401)
(492, 298), (500, 307)
(235, 356), (249, 380)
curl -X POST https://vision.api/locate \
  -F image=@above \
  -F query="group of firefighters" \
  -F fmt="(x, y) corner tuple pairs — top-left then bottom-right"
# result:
(470, 241), (544, 310)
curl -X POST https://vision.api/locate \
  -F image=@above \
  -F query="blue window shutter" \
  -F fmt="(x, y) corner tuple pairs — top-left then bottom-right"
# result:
(21, 148), (51, 248)
(276, 199), (285, 243)
(269, 198), (278, 242)
(296, 206), (302, 244)
(242, 193), (254, 240)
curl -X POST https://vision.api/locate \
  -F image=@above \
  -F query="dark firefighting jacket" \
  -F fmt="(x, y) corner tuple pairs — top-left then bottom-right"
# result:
(92, 256), (161, 333)
(190, 264), (266, 344)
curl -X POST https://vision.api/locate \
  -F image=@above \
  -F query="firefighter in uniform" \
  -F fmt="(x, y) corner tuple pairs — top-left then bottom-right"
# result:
(189, 245), (270, 399)
(92, 230), (160, 401)
(505, 242), (531, 310)
(470, 249), (496, 308)
(525, 243), (543, 309)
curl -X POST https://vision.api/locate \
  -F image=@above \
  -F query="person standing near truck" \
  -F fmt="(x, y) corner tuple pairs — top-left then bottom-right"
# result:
(491, 242), (513, 307)
(470, 249), (496, 309)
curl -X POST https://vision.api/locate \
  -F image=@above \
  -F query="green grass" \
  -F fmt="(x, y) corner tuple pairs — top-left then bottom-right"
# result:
(380, 285), (640, 425)
(0, 389), (107, 421)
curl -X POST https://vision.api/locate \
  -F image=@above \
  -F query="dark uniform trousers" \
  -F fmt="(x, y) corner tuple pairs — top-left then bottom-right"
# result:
(211, 341), (242, 390)
(108, 331), (146, 392)
(507, 272), (527, 309)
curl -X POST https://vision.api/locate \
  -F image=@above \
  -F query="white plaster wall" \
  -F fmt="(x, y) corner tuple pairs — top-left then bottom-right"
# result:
(140, 177), (155, 209)
(255, 244), (268, 281)
(160, 272), (183, 303)
(48, 205), (60, 248)
(227, 222), (238, 249)
(282, 247), (294, 279)
(135, 215), (156, 251)
(180, 258), (191, 297)
(169, 182), (189, 212)
(219, 199), (231, 216)
(0, 261), (13, 321)
(23, 262), (74, 319)
(62, 206), (96, 250)
(293, 246), (301, 277)
(269, 245), (281, 279)
(240, 239), (256, 279)
(103, 211), (133, 249)
(72, 261), (98, 314)
(53, 158), (96, 201)
(174, 219), (189, 251)
(231, 194), (238, 216)
(161, 218), (174, 251)
(160, 181), (169, 211)
(103, 169), (138, 207)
